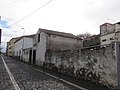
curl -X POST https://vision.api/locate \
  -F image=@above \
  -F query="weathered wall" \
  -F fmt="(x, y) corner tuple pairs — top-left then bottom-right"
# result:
(23, 49), (29, 62)
(46, 35), (82, 50)
(23, 37), (33, 49)
(100, 33), (115, 45)
(23, 48), (32, 62)
(14, 38), (23, 59)
(35, 31), (47, 66)
(45, 46), (117, 89)
(14, 37), (34, 60)
(34, 30), (82, 66)
(7, 38), (17, 57)
(115, 23), (120, 32)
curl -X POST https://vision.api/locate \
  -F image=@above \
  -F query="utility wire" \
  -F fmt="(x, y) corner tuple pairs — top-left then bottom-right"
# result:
(8, 0), (54, 28)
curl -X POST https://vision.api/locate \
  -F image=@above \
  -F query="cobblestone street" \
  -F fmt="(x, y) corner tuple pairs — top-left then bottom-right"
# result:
(0, 55), (81, 90)
(0, 56), (15, 90)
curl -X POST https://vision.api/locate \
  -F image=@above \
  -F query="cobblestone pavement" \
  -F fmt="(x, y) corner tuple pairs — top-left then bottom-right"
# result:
(0, 56), (15, 90)
(0, 55), (81, 90)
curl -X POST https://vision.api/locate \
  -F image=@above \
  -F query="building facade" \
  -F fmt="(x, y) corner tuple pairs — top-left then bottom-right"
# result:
(83, 34), (100, 48)
(14, 35), (35, 61)
(100, 22), (120, 46)
(33, 28), (83, 66)
(7, 37), (20, 57)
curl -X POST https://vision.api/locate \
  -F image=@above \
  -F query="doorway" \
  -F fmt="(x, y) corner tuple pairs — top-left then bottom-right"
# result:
(33, 50), (36, 64)
(29, 50), (32, 63)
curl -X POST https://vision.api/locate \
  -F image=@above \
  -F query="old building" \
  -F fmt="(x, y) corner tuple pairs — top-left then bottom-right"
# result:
(6, 42), (9, 55)
(0, 29), (1, 44)
(100, 22), (120, 46)
(83, 34), (100, 48)
(33, 28), (82, 65)
(7, 37), (20, 57)
(14, 34), (35, 61)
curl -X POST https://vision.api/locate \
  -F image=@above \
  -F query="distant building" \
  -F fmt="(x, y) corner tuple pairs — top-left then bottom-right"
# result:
(14, 35), (35, 61)
(7, 37), (20, 57)
(0, 29), (2, 54)
(100, 22), (120, 46)
(6, 42), (10, 55)
(33, 28), (82, 65)
(0, 29), (1, 44)
(83, 34), (100, 48)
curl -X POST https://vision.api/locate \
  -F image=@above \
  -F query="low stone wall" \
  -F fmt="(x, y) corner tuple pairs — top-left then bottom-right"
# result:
(44, 46), (117, 89)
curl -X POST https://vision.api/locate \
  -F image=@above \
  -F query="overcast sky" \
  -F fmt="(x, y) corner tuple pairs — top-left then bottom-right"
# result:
(0, 0), (120, 52)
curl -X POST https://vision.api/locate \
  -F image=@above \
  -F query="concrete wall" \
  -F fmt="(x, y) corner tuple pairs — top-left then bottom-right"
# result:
(115, 23), (120, 32)
(100, 23), (115, 36)
(14, 38), (23, 59)
(23, 49), (30, 62)
(23, 48), (33, 62)
(34, 30), (82, 66)
(7, 38), (17, 57)
(100, 33), (115, 45)
(23, 37), (33, 49)
(14, 37), (34, 60)
(35, 31), (47, 66)
(45, 46), (117, 89)
(46, 35), (82, 50)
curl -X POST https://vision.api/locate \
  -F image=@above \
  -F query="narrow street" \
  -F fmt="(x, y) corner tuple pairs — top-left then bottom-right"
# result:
(0, 55), (82, 90)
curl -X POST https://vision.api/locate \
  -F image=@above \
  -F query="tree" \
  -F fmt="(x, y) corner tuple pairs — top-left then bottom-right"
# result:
(77, 33), (91, 39)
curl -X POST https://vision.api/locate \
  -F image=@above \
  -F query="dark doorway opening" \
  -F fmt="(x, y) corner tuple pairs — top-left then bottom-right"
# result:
(33, 50), (36, 64)
(29, 50), (32, 63)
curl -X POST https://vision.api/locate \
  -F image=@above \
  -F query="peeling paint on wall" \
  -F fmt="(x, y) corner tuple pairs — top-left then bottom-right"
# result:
(44, 46), (117, 89)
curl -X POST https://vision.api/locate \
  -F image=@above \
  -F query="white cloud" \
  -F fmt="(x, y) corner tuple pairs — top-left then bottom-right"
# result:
(1, 0), (120, 52)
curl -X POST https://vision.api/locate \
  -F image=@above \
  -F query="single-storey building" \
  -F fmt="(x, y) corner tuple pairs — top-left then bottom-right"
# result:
(14, 34), (35, 62)
(33, 28), (83, 66)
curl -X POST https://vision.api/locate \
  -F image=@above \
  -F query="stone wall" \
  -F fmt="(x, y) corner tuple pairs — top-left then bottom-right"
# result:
(44, 46), (117, 89)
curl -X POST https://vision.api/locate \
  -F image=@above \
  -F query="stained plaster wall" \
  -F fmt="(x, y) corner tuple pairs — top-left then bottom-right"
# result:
(45, 46), (117, 89)
(46, 35), (82, 50)
(35, 31), (47, 66)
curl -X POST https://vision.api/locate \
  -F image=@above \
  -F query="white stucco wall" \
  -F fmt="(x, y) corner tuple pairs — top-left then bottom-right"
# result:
(23, 49), (31, 62)
(100, 33), (115, 45)
(34, 30), (82, 66)
(115, 23), (120, 32)
(23, 37), (33, 49)
(14, 37), (34, 61)
(35, 31), (47, 66)
(14, 38), (23, 59)
(22, 37), (33, 62)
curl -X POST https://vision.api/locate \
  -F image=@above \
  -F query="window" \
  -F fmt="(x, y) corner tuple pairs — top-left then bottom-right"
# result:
(110, 38), (114, 40)
(38, 33), (40, 42)
(102, 39), (106, 42)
